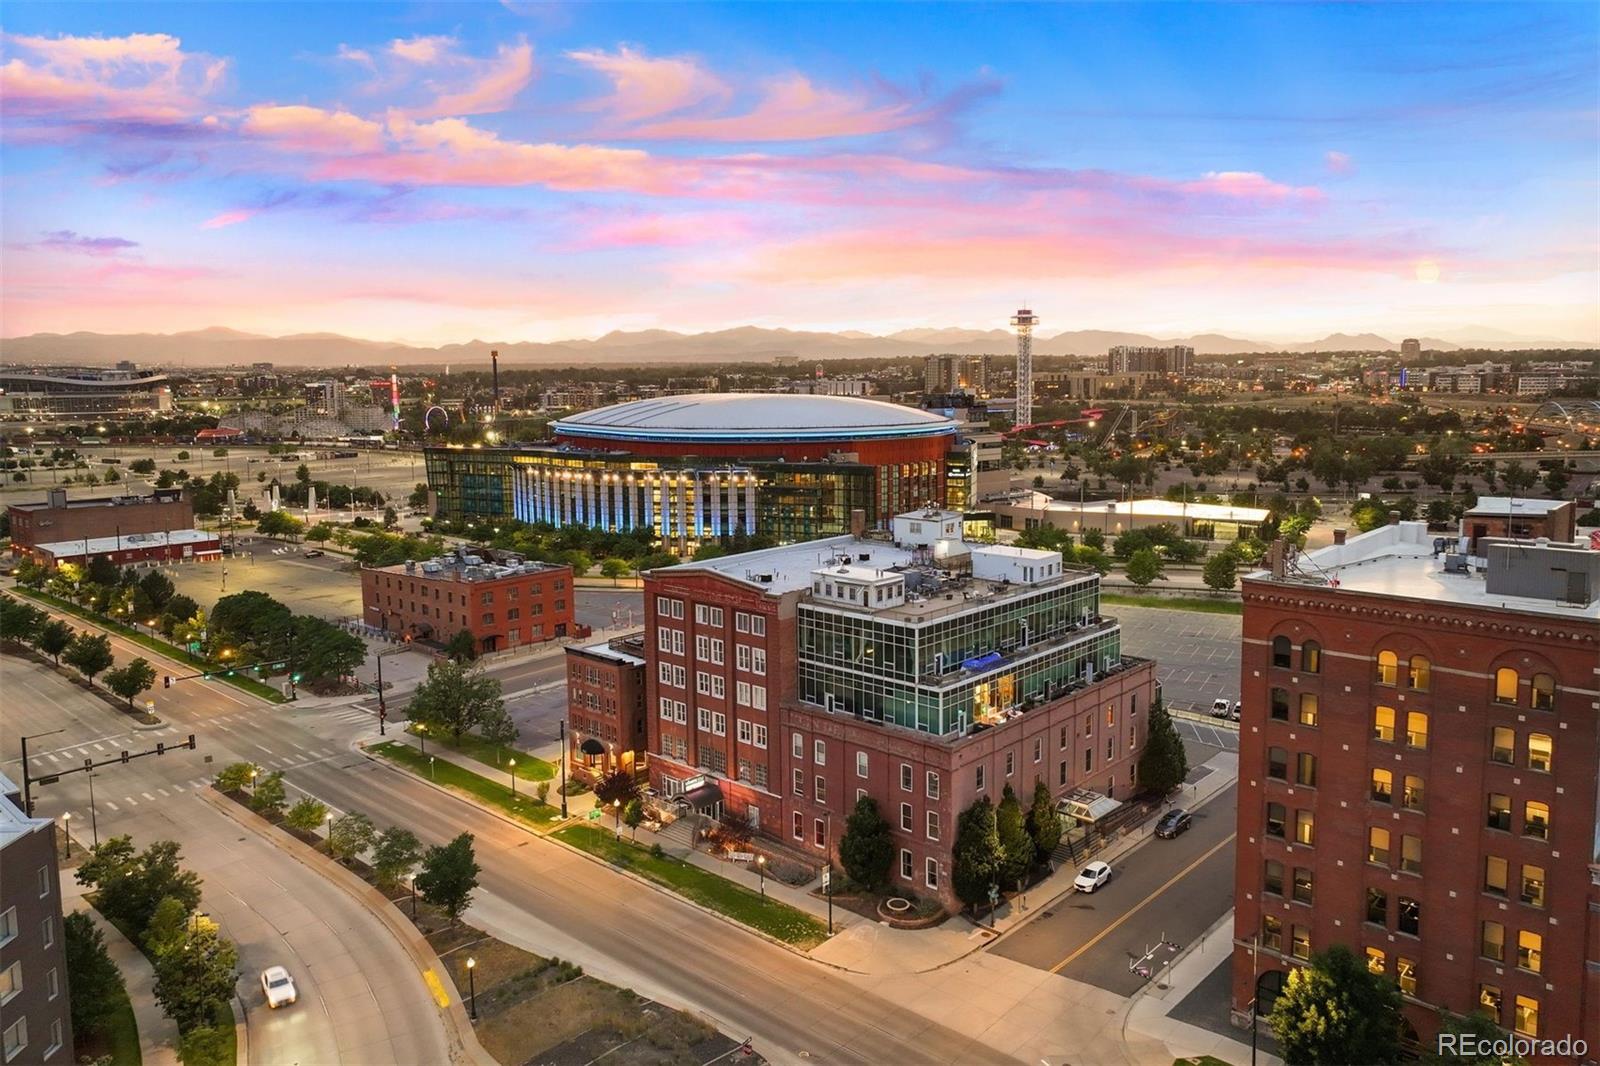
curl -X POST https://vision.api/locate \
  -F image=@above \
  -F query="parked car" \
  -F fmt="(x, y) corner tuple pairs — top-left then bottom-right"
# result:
(302, 549), (324, 558)
(260, 966), (297, 1008)
(1073, 860), (1113, 893)
(1155, 809), (1193, 839)
(1210, 698), (1232, 718)
(1230, 700), (1242, 721)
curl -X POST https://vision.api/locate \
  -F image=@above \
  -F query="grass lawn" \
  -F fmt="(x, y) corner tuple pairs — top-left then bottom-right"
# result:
(14, 588), (285, 703)
(370, 741), (560, 827)
(403, 724), (555, 780)
(554, 824), (829, 949)
(1102, 592), (1243, 615)
(78, 990), (142, 1066)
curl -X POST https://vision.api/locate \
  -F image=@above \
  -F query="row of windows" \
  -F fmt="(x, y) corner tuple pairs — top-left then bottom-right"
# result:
(1366, 828), (1423, 873)
(654, 598), (765, 638)
(1479, 921), (1543, 974)
(1487, 794), (1551, 839)
(382, 576), (559, 600)
(1484, 856), (1546, 907)
(1364, 888), (1422, 936)
(1269, 636), (1559, 710)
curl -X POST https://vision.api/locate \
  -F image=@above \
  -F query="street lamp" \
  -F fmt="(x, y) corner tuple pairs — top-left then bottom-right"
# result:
(612, 798), (622, 837)
(416, 723), (427, 754)
(508, 758), (517, 799)
(756, 855), (766, 897)
(248, 767), (259, 793)
(61, 813), (72, 858)
(465, 957), (478, 1020)
(408, 872), (417, 919)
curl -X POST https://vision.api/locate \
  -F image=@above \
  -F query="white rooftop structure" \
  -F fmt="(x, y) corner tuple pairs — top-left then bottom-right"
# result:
(672, 534), (922, 595)
(0, 770), (50, 847)
(35, 528), (217, 559)
(554, 393), (957, 444)
(1000, 492), (1271, 524)
(574, 636), (647, 667)
(1249, 521), (1599, 621)
(1464, 497), (1570, 517)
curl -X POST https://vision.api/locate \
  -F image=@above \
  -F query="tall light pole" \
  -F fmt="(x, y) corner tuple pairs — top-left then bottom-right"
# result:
(756, 855), (766, 897)
(508, 758), (517, 799)
(466, 957), (478, 1020)
(557, 720), (569, 817)
(60, 813), (72, 858)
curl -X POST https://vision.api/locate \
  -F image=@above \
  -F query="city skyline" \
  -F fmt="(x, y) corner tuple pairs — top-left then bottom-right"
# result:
(2, 2), (1597, 346)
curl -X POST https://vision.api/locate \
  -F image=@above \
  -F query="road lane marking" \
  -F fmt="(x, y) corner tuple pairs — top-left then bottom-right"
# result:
(124, 797), (137, 806)
(254, 744), (273, 754)
(158, 789), (170, 797)
(92, 743), (107, 751)
(1047, 833), (1237, 975)
(105, 801), (119, 811)
(142, 792), (155, 801)
(422, 968), (451, 1007)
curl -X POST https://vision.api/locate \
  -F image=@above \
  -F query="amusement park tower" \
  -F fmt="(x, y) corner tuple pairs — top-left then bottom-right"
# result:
(1011, 308), (1037, 427)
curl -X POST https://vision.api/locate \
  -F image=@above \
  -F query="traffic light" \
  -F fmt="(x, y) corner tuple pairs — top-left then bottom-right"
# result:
(120, 750), (130, 764)
(156, 742), (165, 755)
(163, 675), (172, 689)
(187, 734), (196, 749)
(291, 672), (303, 683)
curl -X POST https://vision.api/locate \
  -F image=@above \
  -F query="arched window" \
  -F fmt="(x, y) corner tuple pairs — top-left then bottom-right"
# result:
(1494, 668), (1519, 704)
(1377, 650), (1399, 686)
(1270, 687), (1290, 721)
(1271, 636), (1292, 669)
(1300, 640), (1321, 673)
(1530, 673), (1554, 711)
(1408, 656), (1431, 692)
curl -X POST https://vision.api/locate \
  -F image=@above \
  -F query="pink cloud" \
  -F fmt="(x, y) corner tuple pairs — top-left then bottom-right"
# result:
(1325, 150), (1354, 174)
(201, 209), (256, 229)
(569, 209), (758, 249)
(0, 31), (225, 127)
(1176, 171), (1323, 202)
(389, 35), (457, 64)
(567, 46), (730, 123)
(34, 230), (139, 256)
(624, 72), (947, 141)
(242, 104), (385, 153)
(410, 39), (535, 118)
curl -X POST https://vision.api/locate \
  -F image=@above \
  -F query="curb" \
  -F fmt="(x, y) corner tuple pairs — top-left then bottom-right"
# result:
(1171, 707), (1241, 731)
(196, 787), (496, 1066)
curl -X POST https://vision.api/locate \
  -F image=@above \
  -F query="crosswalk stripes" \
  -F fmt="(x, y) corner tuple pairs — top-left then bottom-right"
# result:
(105, 801), (119, 811)
(123, 797), (137, 806)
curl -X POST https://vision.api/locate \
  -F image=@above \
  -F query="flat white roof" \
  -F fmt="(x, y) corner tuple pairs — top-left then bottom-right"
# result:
(555, 393), (956, 442)
(1465, 497), (1570, 517)
(1249, 521), (1599, 620)
(575, 636), (646, 666)
(814, 563), (903, 584)
(0, 769), (50, 848)
(1004, 492), (1270, 523)
(36, 528), (218, 557)
(666, 535), (921, 595)
(972, 543), (1059, 562)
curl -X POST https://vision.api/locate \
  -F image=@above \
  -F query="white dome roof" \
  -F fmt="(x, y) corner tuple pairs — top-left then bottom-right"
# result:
(553, 393), (956, 443)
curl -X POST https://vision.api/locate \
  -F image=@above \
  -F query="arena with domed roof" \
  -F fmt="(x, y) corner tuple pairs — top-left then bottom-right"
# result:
(426, 393), (965, 551)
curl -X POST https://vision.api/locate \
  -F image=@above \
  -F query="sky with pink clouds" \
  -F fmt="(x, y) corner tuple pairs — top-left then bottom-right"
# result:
(2, 2), (1596, 346)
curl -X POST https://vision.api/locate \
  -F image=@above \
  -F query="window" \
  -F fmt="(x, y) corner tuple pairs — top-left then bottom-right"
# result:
(814, 739), (826, 765)
(1059, 726), (1069, 750)
(38, 917), (52, 949)
(1523, 800), (1549, 840)
(792, 732), (804, 759)
(1513, 996), (1539, 1038)
(1484, 856), (1508, 896)
(1290, 925), (1311, 961)
(1373, 706), (1396, 742)
(657, 627), (674, 652)
(1396, 957), (1417, 997)
(1295, 753), (1317, 787)
(750, 647), (766, 675)
(1271, 636), (1291, 668)
(926, 771), (940, 799)
(1267, 746), (1288, 780)
(1487, 793), (1511, 831)
(737, 720), (752, 744)
(46, 968), (58, 1000)
(749, 615), (765, 637)
(1494, 667), (1519, 704)
(1033, 737), (1042, 763)
(926, 811), (940, 840)
(974, 764), (986, 792)
(1083, 748), (1093, 773)
(1481, 920), (1505, 961)
(1365, 947), (1385, 975)
(698, 707), (711, 731)
(1527, 733), (1552, 772)
(925, 857), (939, 890)
(34, 867), (47, 898)
(0, 908), (14, 946)
(3, 1018), (25, 1063)
(1402, 775), (1424, 810)
(1404, 711), (1428, 749)
(814, 776), (827, 804)
(1397, 896), (1420, 937)
(1407, 655), (1430, 692)
(1301, 641), (1321, 673)
(1400, 835), (1422, 874)
(1520, 864), (1546, 908)
(814, 819), (826, 847)
(1294, 810), (1315, 846)
(1376, 650), (1398, 685)
(1004, 752), (1015, 777)
(900, 803), (913, 832)
(792, 769), (804, 797)
(0, 962), (18, 1005)
(1366, 888), (1388, 926)
(1263, 859), (1284, 896)
(1368, 826), (1391, 865)
(712, 712), (726, 736)
(900, 849), (913, 880)
(856, 751), (868, 778)
(1292, 867), (1314, 904)
(1370, 768), (1393, 804)
(1530, 673), (1554, 710)
(1298, 693), (1318, 727)
(1270, 687), (1289, 721)
(900, 763), (913, 792)
(1479, 984), (1502, 1020)
(1517, 930), (1542, 974)
(1261, 914), (1283, 952)
(1490, 726), (1515, 764)
(793, 812), (804, 839)
(736, 645), (751, 670)
(1265, 802), (1286, 838)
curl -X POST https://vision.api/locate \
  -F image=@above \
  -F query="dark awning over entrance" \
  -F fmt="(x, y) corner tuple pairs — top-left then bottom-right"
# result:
(679, 782), (722, 809)
(579, 737), (606, 757)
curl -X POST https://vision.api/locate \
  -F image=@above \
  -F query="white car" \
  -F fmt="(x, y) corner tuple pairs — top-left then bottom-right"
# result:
(1074, 860), (1113, 893)
(1210, 698), (1232, 718)
(261, 966), (297, 1008)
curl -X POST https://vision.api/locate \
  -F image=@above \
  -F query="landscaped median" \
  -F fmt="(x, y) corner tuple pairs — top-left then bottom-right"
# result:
(553, 824), (830, 949)
(368, 741), (561, 828)
(13, 587), (285, 703)
(403, 725), (556, 782)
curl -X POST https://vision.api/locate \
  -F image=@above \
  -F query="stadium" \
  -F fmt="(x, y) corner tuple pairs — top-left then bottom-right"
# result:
(425, 394), (961, 551)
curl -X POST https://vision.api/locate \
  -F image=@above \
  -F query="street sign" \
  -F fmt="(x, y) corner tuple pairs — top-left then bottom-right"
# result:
(729, 851), (755, 863)
(821, 868), (831, 891)
(36, 775), (60, 786)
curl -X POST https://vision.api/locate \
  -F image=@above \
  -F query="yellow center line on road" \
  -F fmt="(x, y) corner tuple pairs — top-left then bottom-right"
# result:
(1048, 832), (1237, 975)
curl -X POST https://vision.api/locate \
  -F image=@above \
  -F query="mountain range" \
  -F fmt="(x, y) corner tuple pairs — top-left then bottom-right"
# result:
(1, 325), (1589, 369)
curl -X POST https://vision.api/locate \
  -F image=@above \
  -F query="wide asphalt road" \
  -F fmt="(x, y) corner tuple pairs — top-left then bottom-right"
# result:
(991, 784), (1237, 997)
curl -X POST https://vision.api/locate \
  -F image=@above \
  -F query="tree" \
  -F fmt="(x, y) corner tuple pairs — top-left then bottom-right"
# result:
(1202, 551), (1238, 591)
(290, 615), (367, 684)
(295, 462), (311, 484)
(951, 797), (1002, 910)
(213, 762), (256, 792)
(144, 895), (192, 958)
(104, 657), (158, 710)
(152, 926), (238, 1032)
(408, 482), (430, 509)
(250, 770), (287, 817)
(444, 627), (478, 662)
(995, 784), (1033, 889)
(64, 911), (126, 1043)
(305, 521), (334, 543)
(0, 596), (45, 643)
(478, 704), (518, 762)
(1125, 547), (1166, 586)
(838, 796), (893, 892)
(622, 798), (644, 840)
(593, 768), (640, 806)
(1422, 1012), (1525, 1065)
(64, 631), (115, 686)
(328, 811), (377, 863)
(1025, 779), (1061, 865)
(407, 660), (504, 744)
(76, 837), (203, 940)
(1267, 945), (1403, 1066)
(177, 1024), (232, 1065)
(284, 797), (329, 833)
(416, 832), (480, 922)
(138, 569), (175, 611)
(600, 557), (633, 585)
(86, 553), (121, 588)
(1542, 466), (1569, 498)
(1137, 697), (1188, 796)
(255, 509), (304, 541)
(371, 827), (423, 887)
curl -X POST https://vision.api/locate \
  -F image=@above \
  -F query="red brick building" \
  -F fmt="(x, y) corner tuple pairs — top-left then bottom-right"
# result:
(8, 487), (193, 556)
(642, 510), (1156, 911)
(361, 550), (573, 655)
(1460, 497), (1576, 553)
(1231, 524), (1600, 1058)
(565, 635), (648, 782)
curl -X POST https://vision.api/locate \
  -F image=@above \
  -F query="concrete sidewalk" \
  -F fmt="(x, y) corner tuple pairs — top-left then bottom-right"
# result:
(1124, 916), (1273, 1066)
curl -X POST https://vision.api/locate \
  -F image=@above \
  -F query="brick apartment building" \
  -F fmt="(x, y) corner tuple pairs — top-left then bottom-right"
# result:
(360, 548), (574, 656)
(1231, 523), (1600, 1057)
(565, 634), (648, 782)
(0, 773), (73, 1065)
(8, 487), (194, 556)
(641, 508), (1156, 911)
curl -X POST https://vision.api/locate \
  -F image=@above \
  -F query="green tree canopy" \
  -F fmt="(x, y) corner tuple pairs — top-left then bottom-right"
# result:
(1202, 551), (1238, 591)
(284, 797), (329, 833)
(1124, 547), (1166, 586)
(64, 631), (115, 685)
(838, 795), (893, 892)
(444, 627), (478, 662)
(951, 797), (1002, 909)
(250, 771), (287, 817)
(408, 660), (504, 743)
(371, 827), (423, 887)
(1025, 779), (1061, 864)
(995, 784), (1034, 889)
(35, 618), (74, 665)
(1267, 945), (1403, 1066)
(104, 657), (157, 709)
(65, 911), (127, 1042)
(153, 926), (238, 1032)
(1137, 697), (1188, 796)
(328, 812), (377, 863)
(416, 832), (480, 922)
(76, 837), (203, 940)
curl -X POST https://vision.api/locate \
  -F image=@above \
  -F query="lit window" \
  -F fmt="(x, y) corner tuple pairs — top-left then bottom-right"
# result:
(1517, 931), (1542, 974)
(1527, 733), (1552, 772)
(1300, 641), (1321, 673)
(1295, 752), (1317, 788)
(1396, 957), (1418, 996)
(1481, 921), (1504, 962)
(1479, 984), (1502, 1020)
(1290, 926), (1310, 960)
(1373, 706), (1396, 743)
(1520, 864), (1546, 908)
(1490, 726), (1515, 764)
(1294, 810), (1314, 846)
(1407, 656), (1430, 692)
(1513, 996), (1539, 1038)
(1400, 835), (1422, 874)
(1494, 668), (1519, 704)
(1487, 793), (1511, 832)
(1365, 947), (1386, 975)
(1376, 650), (1398, 686)
(1530, 673), (1554, 710)
(1261, 915), (1282, 952)
(1292, 867), (1313, 904)
(1405, 711), (1428, 749)
(1370, 768), (1393, 804)
(1523, 800), (1549, 840)
(1298, 693), (1318, 726)
(1484, 856), (1508, 896)
(1368, 826), (1391, 865)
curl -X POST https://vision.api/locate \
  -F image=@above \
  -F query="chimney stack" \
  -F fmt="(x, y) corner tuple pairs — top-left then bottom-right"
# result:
(1268, 538), (1288, 579)
(849, 509), (867, 539)
(1388, 510), (1401, 526)
(1332, 528), (1347, 546)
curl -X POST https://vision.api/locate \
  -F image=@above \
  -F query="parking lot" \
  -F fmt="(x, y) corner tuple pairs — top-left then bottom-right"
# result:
(1114, 604), (1241, 713)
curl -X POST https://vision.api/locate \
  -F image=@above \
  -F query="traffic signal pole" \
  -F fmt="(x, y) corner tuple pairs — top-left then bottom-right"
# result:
(19, 735), (199, 816)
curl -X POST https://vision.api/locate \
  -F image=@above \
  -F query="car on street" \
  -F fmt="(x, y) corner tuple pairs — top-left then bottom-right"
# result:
(260, 966), (297, 1008)
(1155, 809), (1193, 838)
(1210, 698), (1232, 718)
(302, 549), (324, 558)
(1073, 860), (1113, 893)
